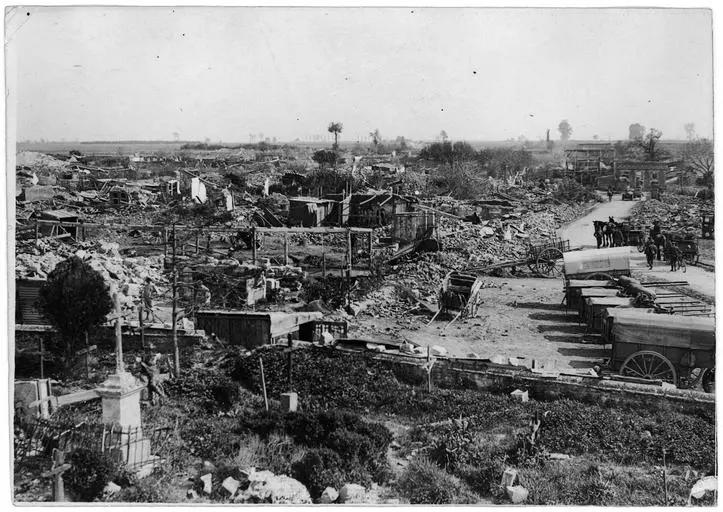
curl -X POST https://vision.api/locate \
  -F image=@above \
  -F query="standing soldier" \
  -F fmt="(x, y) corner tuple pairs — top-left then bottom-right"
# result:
(142, 277), (159, 323)
(644, 238), (656, 270)
(607, 185), (614, 202)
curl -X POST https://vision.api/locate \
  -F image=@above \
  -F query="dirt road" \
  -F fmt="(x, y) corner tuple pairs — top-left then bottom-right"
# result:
(558, 195), (715, 302)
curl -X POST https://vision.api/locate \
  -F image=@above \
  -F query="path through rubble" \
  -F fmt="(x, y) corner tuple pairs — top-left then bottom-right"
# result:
(559, 195), (715, 301)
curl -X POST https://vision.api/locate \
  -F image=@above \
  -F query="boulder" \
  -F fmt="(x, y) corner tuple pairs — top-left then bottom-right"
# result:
(103, 481), (121, 497)
(222, 476), (240, 496)
(235, 469), (311, 504)
(319, 487), (339, 504)
(506, 485), (528, 504)
(200, 473), (213, 495)
(338, 483), (367, 504)
(500, 468), (518, 488)
(690, 476), (717, 501)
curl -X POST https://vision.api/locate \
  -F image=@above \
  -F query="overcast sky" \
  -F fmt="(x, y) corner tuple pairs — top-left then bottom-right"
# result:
(7, 7), (714, 142)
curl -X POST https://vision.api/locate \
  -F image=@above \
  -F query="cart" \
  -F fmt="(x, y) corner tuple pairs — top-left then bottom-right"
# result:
(602, 308), (715, 391)
(466, 237), (571, 277)
(627, 229), (646, 251)
(563, 247), (631, 282)
(438, 271), (485, 319)
(666, 232), (699, 265)
(621, 188), (634, 201)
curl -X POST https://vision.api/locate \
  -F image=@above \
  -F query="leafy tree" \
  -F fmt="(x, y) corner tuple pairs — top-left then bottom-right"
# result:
(369, 129), (381, 147)
(558, 120), (573, 141)
(327, 122), (343, 150)
(419, 141), (476, 164)
(640, 128), (663, 160)
(395, 136), (408, 151)
(439, 130), (449, 142)
(628, 123), (646, 141)
(38, 256), (113, 373)
(312, 149), (338, 169)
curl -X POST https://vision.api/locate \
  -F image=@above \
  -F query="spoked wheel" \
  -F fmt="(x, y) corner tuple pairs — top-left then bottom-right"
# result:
(536, 248), (564, 277)
(620, 351), (677, 385)
(684, 253), (697, 266)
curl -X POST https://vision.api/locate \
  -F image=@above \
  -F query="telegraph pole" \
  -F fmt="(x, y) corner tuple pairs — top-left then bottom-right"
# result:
(171, 223), (180, 376)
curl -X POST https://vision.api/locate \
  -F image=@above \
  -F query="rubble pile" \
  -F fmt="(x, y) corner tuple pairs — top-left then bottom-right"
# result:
(15, 238), (167, 292)
(629, 193), (713, 236)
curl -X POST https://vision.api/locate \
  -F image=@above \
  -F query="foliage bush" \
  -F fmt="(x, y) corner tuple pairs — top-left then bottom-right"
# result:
(291, 448), (345, 500)
(64, 448), (130, 502)
(396, 456), (480, 504)
(108, 476), (173, 503)
(38, 256), (113, 373)
(165, 367), (239, 412)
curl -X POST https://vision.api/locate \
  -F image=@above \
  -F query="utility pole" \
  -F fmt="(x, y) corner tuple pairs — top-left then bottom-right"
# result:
(171, 223), (180, 376)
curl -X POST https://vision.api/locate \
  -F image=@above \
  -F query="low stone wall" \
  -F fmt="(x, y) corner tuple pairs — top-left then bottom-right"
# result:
(359, 350), (715, 417)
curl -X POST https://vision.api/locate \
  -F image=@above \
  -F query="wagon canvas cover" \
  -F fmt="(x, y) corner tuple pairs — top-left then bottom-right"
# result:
(608, 309), (715, 350)
(563, 247), (630, 276)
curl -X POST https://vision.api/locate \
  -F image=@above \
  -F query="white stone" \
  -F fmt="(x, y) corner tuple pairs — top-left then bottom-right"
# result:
(510, 389), (529, 402)
(430, 345), (447, 357)
(338, 483), (367, 504)
(236, 470), (311, 504)
(281, 392), (298, 413)
(319, 487), (339, 504)
(103, 482), (121, 496)
(222, 476), (240, 496)
(690, 476), (717, 500)
(506, 485), (529, 504)
(500, 468), (518, 488)
(200, 473), (213, 495)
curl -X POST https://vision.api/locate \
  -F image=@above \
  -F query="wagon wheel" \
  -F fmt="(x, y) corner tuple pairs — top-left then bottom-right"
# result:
(536, 247), (564, 277)
(620, 351), (677, 385)
(684, 252), (697, 266)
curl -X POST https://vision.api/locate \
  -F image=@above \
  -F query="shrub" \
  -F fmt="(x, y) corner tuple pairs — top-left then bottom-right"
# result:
(166, 367), (239, 412)
(396, 456), (480, 504)
(109, 477), (172, 503)
(291, 448), (345, 500)
(64, 448), (129, 502)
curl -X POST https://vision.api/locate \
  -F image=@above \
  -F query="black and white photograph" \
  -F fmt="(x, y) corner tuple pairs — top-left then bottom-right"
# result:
(6, 5), (718, 505)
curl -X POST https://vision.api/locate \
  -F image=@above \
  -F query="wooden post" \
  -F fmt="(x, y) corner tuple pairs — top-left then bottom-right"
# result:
(195, 232), (199, 254)
(139, 304), (145, 350)
(206, 233), (211, 255)
(367, 229), (374, 270)
(287, 333), (293, 391)
(39, 338), (44, 380)
(346, 229), (353, 271)
(283, 233), (289, 266)
(427, 346), (432, 393)
(113, 292), (124, 373)
(84, 331), (90, 380)
(251, 227), (258, 265)
(662, 448), (668, 505)
(163, 228), (168, 258)
(322, 252), (327, 279)
(42, 449), (71, 502)
(34, 220), (39, 246)
(259, 357), (269, 412)
(37, 378), (50, 419)
(172, 224), (180, 376)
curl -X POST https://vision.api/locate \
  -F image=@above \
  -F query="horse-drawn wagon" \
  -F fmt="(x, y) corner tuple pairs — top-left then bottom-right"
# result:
(601, 308), (715, 391)
(466, 237), (571, 277)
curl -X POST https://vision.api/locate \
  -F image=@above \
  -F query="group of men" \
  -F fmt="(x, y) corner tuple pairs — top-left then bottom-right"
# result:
(642, 220), (683, 272)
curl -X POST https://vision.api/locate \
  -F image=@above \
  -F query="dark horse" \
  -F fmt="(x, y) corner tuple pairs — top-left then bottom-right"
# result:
(654, 233), (667, 261)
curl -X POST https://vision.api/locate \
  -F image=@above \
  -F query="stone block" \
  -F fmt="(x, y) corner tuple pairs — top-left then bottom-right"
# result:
(510, 389), (529, 402)
(281, 392), (298, 412)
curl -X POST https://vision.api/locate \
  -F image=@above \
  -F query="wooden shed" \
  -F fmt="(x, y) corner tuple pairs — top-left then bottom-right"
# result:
(16, 278), (50, 325)
(288, 197), (338, 227)
(194, 310), (323, 348)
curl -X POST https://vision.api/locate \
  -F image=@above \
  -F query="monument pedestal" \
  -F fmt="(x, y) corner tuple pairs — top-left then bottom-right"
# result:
(96, 372), (157, 477)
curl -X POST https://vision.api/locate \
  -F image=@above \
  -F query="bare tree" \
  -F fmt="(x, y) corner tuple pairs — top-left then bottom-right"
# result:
(683, 138), (714, 186)
(328, 121), (343, 150)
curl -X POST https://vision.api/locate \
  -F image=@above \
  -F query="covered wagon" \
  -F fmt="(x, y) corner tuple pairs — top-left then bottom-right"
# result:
(576, 288), (622, 319)
(602, 308), (715, 390)
(583, 296), (635, 332)
(563, 247), (630, 281)
(564, 279), (617, 313)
